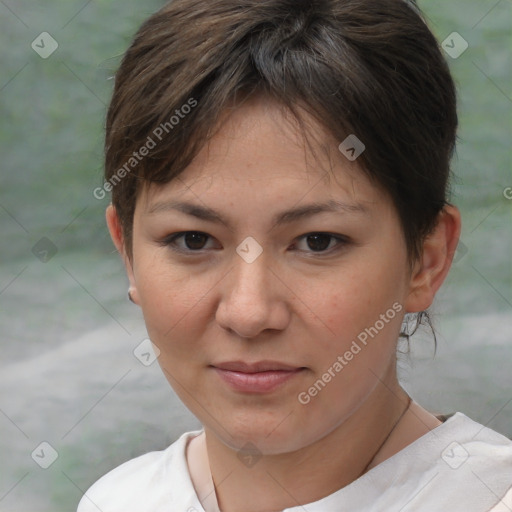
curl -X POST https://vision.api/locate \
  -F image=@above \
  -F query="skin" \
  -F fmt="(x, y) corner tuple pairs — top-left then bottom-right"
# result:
(107, 96), (461, 512)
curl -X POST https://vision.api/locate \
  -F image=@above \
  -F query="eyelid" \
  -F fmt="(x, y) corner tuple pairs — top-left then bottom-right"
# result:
(159, 231), (220, 254)
(291, 233), (349, 255)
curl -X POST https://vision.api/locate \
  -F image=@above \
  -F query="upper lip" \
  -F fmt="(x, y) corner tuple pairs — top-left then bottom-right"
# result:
(212, 361), (303, 373)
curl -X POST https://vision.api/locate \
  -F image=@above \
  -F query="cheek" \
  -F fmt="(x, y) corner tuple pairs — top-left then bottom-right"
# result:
(304, 262), (403, 338)
(291, 254), (406, 384)
(134, 252), (210, 346)
(292, 269), (405, 424)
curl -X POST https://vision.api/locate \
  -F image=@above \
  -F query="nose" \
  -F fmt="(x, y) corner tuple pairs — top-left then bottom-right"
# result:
(215, 252), (291, 339)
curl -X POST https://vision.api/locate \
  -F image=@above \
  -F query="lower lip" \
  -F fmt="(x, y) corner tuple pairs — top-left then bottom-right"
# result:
(213, 367), (305, 393)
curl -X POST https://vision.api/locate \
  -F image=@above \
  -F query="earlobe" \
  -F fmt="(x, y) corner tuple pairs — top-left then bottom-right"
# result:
(404, 205), (462, 313)
(106, 205), (140, 305)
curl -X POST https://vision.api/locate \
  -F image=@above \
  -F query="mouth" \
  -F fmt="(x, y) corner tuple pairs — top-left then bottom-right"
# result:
(210, 361), (307, 393)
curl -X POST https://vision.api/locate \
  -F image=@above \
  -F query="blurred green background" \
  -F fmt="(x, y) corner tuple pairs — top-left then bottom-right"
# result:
(0, 0), (510, 510)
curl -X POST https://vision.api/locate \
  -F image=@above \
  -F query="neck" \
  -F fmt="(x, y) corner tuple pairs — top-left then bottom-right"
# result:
(203, 379), (414, 512)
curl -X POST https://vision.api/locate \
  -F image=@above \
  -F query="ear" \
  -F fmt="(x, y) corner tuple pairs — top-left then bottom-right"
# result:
(404, 205), (462, 313)
(106, 204), (140, 306)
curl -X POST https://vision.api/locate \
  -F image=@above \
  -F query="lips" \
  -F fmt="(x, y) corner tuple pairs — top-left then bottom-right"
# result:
(211, 361), (306, 393)
(213, 360), (302, 373)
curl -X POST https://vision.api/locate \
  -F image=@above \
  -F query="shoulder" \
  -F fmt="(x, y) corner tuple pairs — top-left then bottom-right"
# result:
(390, 412), (512, 510)
(427, 411), (512, 465)
(76, 430), (203, 512)
(322, 412), (512, 512)
(279, 413), (512, 512)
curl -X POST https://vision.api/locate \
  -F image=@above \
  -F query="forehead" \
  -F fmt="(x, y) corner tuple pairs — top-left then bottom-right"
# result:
(139, 96), (383, 214)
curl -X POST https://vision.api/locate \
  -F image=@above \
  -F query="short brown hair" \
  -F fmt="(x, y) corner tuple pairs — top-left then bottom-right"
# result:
(104, 0), (457, 264)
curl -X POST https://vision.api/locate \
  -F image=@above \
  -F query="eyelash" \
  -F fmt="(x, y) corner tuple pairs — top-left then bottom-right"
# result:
(159, 231), (349, 256)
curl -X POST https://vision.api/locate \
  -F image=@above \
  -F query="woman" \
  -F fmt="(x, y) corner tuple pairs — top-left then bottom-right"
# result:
(79, 0), (512, 510)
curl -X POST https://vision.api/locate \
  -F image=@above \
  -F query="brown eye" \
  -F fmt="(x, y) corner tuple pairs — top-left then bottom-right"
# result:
(161, 231), (216, 253)
(294, 233), (348, 255)
(183, 232), (209, 250)
(306, 234), (333, 252)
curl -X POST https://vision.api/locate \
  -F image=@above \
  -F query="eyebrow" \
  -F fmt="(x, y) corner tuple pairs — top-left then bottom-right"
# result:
(145, 199), (369, 228)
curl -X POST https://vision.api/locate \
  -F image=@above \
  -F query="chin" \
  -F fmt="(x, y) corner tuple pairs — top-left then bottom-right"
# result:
(207, 410), (321, 456)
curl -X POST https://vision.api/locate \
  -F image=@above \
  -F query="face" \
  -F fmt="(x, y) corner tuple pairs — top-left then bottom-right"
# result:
(122, 97), (417, 454)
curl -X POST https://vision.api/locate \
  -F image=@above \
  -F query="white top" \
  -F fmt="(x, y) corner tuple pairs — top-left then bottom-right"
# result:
(77, 412), (512, 512)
